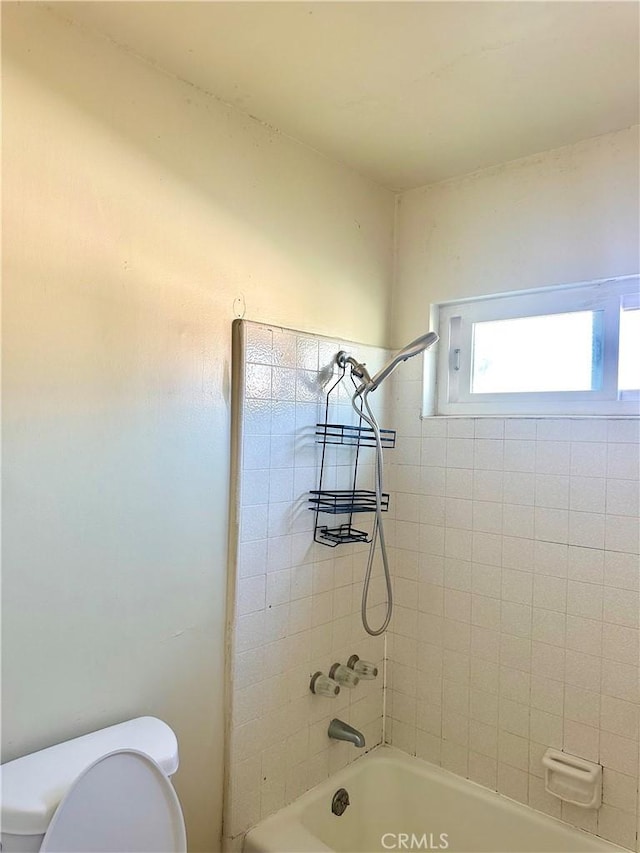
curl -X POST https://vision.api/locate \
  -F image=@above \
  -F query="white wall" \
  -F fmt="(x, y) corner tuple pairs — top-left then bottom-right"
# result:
(1, 6), (394, 851)
(393, 126), (639, 344)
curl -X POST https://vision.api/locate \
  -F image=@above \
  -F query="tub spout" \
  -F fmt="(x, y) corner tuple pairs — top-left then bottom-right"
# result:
(328, 718), (365, 748)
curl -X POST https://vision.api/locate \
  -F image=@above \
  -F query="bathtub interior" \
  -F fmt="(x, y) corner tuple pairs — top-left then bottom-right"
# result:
(250, 748), (629, 853)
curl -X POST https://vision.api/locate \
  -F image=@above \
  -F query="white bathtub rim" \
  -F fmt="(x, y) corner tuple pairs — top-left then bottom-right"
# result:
(242, 745), (631, 853)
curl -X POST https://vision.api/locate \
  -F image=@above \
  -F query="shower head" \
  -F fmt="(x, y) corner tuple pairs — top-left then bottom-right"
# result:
(366, 331), (439, 392)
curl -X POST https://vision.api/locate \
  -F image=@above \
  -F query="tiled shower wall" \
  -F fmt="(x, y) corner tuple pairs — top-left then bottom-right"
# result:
(386, 356), (640, 851)
(224, 321), (391, 847)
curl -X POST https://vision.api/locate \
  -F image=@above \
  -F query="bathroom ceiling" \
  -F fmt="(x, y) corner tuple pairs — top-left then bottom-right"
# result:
(54, 1), (639, 190)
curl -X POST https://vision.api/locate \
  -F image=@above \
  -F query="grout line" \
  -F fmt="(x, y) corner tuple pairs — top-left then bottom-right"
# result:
(382, 632), (388, 744)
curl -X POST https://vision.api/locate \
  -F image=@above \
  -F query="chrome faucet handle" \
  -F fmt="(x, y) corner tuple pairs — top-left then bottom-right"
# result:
(347, 654), (378, 679)
(329, 662), (359, 688)
(310, 671), (340, 697)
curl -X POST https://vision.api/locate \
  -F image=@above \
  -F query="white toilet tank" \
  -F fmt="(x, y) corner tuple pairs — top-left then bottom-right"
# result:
(0, 717), (183, 853)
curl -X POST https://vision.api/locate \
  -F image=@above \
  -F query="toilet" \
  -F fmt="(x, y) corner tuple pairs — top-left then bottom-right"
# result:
(0, 717), (186, 852)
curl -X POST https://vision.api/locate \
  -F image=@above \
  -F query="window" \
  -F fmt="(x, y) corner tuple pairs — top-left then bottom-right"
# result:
(434, 276), (640, 416)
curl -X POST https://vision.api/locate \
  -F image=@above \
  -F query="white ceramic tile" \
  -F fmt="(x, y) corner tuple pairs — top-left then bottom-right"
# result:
(569, 477), (606, 513)
(503, 440), (536, 473)
(444, 528), (472, 561)
(239, 539), (268, 579)
(531, 642), (565, 682)
(473, 500), (503, 534)
(530, 675), (564, 715)
(497, 764), (529, 804)
(472, 594), (501, 629)
(603, 586), (639, 627)
(244, 399), (271, 435)
(537, 441), (571, 475)
(500, 634), (532, 672)
(567, 580), (603, 620)
(474, 439), (504, 471)
(475, 419), (505, 439)
(570, 442), (607, 478)
(445, 497), (473, 530)
(502, 569), (533, 605)
(421, 437), (447, 467)
(606, 478), (640, 516)
(567, 546), (604, 584)
(272, 330), (297, 367)
(564, 684), (600, 727)
(533, 540), (568, 578)
(501, 601), (532, 638)
(502, 536), (534, 571)
(245, 363), (272, 399)
(499, 666), (530, 704)
(603, 551), (639, 591)
(271, 401), (297, 436)
(565, 615), (602, 657)
(602, 768), (638, 813)
(295, 336), (318, 371)
(421, 417), (448, 437)
(534, 507), (569, 544)
(600, 695), (639, 740)
(570, 419), (608, 443)
(605, 514), (640, 554)
(602, 623), (639, 665)
(537, 419), (571, 441)
(492, 537), (523, 599)
(240, 505), (269, 542)
(599, 730), (639, 775)
(472, 532), (503, 566)
(601, 660), (639, 704)
(246, 325), (274, 363)
(597, 804), (637, 849)
(469, 721), (498, 758)
(529, 708), (563, 748)
(528, 775), (562, 818)
(498, 729), (530, 770)
(272, 367), (297, 402)
(499, 698), (530, 738)
(244, 435), (272, 470)
(533, 575), (567, 612)
(607, 443), (639, 480)
(504, 420), (537, 440)
(568, 511), (606, 549)
(473, 469), (503, 503)
(447, 419), (475, 439)
(607, 419), (640, 444)
(535, 474), (570, 509)
(564, 649), (601, 692)
(502, 504), (535, 539)
(563, 719), (599, 762)
(446, 438), (475, 469)
(441, 740), (468, 776)
(532, 608), (566, 647)
(502, 471), (535, 506)
(561, 801), (597, 834)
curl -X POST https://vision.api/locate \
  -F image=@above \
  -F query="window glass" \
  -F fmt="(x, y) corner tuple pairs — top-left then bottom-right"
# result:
(471, 311), (600, 394)
(618, 307), (640, 391)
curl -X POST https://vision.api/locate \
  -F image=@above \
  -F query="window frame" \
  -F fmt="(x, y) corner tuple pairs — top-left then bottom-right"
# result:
(434, 276), (640, 416)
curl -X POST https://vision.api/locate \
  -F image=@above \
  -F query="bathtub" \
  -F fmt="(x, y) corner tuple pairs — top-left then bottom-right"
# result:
(243, 747), (628, 853)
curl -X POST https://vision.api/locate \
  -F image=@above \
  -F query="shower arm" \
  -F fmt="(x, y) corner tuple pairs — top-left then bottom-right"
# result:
(337, 332), (439, 395)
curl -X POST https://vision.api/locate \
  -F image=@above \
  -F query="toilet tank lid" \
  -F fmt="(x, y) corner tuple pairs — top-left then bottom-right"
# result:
(0, 717), (179, 836)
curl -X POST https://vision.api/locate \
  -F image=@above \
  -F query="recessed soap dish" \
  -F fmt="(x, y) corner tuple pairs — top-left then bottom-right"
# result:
(542, 748), (602, 809)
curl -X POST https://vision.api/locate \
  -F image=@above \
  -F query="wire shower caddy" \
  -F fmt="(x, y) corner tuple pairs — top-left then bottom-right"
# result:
(309, 360), (396, 547)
